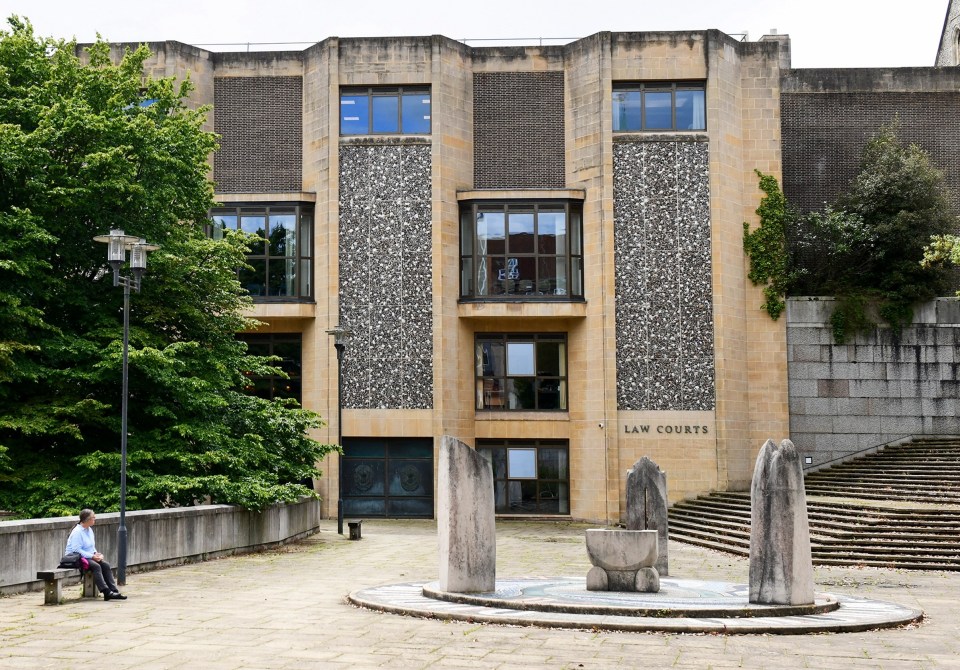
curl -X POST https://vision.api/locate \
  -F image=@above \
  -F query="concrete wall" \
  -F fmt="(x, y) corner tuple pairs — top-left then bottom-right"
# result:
(0, 497), (320, 596)
(787, 297), (960, 468)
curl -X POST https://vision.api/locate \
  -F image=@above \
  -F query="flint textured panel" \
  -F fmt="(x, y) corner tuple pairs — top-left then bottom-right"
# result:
(213, 77), (303, 193)
(338, 143), (433, 409)
(473, 72), (565, 188)
(613, 140), (714, 411)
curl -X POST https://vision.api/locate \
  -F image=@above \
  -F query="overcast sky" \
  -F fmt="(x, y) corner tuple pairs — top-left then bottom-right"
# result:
(0, 0), (951, 68)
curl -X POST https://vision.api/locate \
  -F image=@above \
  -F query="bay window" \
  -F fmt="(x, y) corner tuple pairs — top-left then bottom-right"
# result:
(460, 201), (583, 300)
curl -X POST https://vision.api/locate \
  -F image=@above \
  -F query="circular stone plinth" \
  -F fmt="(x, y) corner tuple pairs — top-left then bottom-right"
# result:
(348, 577), (923, 635)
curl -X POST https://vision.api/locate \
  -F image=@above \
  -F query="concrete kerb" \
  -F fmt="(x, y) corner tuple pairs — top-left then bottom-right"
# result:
(348, 578), (922, 635)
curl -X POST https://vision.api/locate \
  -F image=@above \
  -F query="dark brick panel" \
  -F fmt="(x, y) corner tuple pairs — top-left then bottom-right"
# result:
(473, 72), (565, 189)
(214, 77), (303, 193)
(781, 92), (960, 213)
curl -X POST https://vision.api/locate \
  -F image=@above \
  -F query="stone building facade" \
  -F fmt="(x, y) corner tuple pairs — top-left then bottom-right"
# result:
(937, 0), (960, 66)
(112, 31), (791, 523)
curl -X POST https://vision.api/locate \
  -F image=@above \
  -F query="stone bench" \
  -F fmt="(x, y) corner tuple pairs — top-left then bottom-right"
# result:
(36, 568), (97, 605)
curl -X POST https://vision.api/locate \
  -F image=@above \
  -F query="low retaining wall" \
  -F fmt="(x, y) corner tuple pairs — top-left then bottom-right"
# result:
(787, 297), (960, 468)
(0, 497), (321, 596)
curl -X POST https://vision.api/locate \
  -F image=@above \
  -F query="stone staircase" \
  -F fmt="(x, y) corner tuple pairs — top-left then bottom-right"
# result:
(668, 437), (960, 570)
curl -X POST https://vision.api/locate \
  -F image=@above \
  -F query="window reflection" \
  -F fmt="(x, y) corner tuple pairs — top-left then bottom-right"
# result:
(238, 333), (302, 402)
(210, 204), (314, 300)
(341, 87), (431, 135)
(613, 82), (706, 132)
(478, 440), (570, 514)
(476, 334), (567, 411)
(460, 202), (582, 300)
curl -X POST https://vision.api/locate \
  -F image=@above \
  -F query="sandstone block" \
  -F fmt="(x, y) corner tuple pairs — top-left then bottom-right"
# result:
(437, 435), (496, 593)
(625, 456), (669, 576)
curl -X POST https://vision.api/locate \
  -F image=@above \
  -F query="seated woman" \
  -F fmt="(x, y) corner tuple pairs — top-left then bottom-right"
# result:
(65, 509), (127, 601)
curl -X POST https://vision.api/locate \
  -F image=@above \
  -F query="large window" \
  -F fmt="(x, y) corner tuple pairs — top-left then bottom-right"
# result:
(477, 440), (569, 515)
(475, 333), (567, 411)
(210, 205), (313, 300)
(340, 87), (431, 135)
(613, 82), (706, 132)
(460, 201), (583, 299)
(239, 333), (302, 402)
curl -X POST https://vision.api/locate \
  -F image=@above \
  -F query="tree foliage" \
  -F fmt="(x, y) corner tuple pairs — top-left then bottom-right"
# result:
(922, 235), (960, 293)
(747, 124), (957, 342)
(0, 17), (335, 517)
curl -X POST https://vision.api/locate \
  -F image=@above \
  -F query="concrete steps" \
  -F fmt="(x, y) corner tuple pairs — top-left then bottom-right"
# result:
(667, 438), (960, 570)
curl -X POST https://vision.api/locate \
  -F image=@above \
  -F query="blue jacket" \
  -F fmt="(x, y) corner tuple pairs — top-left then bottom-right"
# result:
(65, 524), (97, 559)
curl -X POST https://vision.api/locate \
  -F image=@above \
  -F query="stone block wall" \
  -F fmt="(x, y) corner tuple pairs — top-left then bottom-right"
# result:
(338, 140), (433, 409)
(787, 297), (960, 468)
(613, 137), (714, 411)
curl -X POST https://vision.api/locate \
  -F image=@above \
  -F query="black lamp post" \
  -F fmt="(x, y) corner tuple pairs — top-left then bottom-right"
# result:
(326, 325), (352, 535)
(93, 229), (159, 585)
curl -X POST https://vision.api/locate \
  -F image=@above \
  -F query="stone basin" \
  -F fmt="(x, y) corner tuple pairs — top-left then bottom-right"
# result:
(585, 529), (658, 572)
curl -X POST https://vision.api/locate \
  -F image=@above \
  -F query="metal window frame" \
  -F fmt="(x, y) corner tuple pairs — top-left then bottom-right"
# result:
(459, 200), (584, 301)
(339, 86), (432, 136)
(612, 81), (706, 132)
(474, 333), (568, 412)
(209, 203), (315, 301)
(238, 332), (303, 402)
(477, 439), (571, 515)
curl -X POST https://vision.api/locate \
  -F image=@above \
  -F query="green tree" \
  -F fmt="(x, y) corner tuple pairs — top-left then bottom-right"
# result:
(922, 235), (960, 291)
(0, 17), (335, 517)
(747, 125), (957, 342)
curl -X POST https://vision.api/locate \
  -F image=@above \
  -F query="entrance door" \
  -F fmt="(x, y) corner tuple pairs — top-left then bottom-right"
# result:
(341, 438), (433, 518)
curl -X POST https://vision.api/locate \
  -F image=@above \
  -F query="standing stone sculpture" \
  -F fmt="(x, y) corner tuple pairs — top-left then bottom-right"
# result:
(437, 435), (496, 593)
(749, 438), (815, 605)
(625, 456), (669, 576)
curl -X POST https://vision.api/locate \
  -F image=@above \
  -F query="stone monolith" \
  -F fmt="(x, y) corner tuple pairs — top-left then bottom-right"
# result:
(437, 435), (496, 593)
(748, 438), (815, 605)
(625, 456), (669, 576)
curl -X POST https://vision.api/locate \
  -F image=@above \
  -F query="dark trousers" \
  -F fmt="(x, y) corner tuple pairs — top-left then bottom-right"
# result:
(86, 559), (118, 594)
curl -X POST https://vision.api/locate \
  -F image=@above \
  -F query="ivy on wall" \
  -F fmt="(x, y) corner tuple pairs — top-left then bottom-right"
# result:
(742, 170), (796, 321)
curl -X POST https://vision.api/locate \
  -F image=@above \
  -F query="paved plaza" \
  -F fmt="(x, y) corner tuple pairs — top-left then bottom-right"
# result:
(1, 519), (958, 669)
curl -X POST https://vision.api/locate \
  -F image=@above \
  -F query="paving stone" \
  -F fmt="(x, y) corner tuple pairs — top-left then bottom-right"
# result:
(1, 520), (959, 669)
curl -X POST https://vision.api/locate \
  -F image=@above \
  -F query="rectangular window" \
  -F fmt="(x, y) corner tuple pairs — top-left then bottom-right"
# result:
(238, 333), (302, 402)
(459, 201), (583, 300)
(477, 440), (570, 515)
(475, 333), (567, 411)
(340, 87), (431, 136)
(613, 82), (705, 132)
(210, 204), (314, 301)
